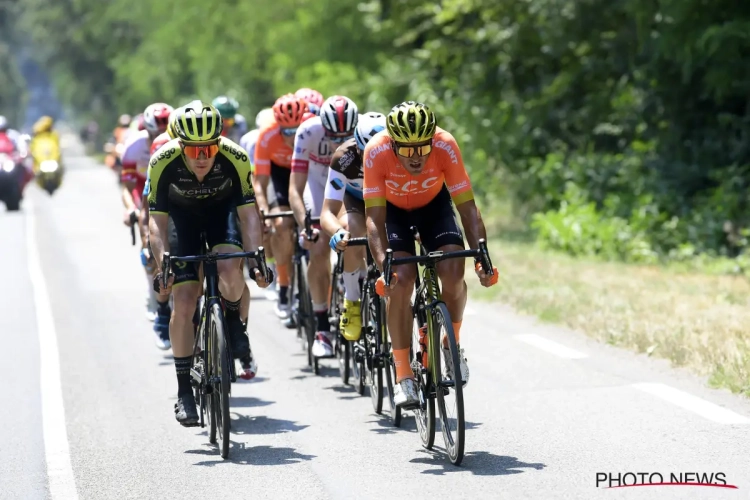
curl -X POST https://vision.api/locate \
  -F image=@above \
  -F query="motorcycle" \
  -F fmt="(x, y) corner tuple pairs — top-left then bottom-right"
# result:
(0, 149), (24, 211)
(30, 136), (63, 195)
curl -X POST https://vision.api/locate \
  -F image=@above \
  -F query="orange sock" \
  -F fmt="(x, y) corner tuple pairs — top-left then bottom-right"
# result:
(443, 321), (463, 348)
(393, 348), (412, 382)
(276, 264), (290, 287)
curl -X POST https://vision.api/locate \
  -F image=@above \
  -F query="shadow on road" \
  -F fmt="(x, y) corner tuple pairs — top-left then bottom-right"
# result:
(296, 365), (339, 378)
(410, 449), (546, 476)
(230, 396), (275, 408)
(366, 416), (417, 434)
(187, 444), (316, 466)
(230, 413), (309, 435)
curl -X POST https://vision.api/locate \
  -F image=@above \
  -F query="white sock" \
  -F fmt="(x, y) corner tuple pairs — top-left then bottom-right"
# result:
(343, 270), (361, 301)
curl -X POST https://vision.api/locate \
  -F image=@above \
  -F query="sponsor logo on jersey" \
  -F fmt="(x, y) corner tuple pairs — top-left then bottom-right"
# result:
(363, 187), (381, 195)
(448, 180), (468, 193)
(222, 143), (248, 162)
(385, 176), (440, 194)
(434, 140), (458, 164)
(339, 151), (355, 168)
(150, 147), (176, 166)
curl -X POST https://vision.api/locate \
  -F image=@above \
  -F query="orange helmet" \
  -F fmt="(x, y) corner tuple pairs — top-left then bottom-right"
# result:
(272, 94), (308, 128)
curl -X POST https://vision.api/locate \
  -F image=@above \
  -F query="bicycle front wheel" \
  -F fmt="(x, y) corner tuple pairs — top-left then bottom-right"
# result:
(210, 303), (231, 459)
(433, 302), (465, 466)
(297, 256), (314, 368)
(369, 295), (385, 413)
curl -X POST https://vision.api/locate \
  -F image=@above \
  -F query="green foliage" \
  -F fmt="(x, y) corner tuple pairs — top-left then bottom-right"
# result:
(4, 0), (750, 267)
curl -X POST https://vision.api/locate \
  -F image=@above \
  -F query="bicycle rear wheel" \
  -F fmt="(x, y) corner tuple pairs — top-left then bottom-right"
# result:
(433, 302), (465, 465)
(210, 303), (231, 459)
(369, 295), (385, 413)
(297, 256), (315, 368)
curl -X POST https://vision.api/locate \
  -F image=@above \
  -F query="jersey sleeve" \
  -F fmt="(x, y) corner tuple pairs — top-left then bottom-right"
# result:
(146, 144), (178, 214)
(324, 149), (348, 202)
(291, 125), (312, 174)
(120, 134), (142, 183)
(363, 144), (387, 209)
(437, 132), (474, 206)
(253, 127), (272, 176)
(220, 138), (257, 208)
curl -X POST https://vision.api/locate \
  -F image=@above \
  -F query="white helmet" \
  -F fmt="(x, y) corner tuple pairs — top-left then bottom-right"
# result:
(320, 96), (358, 135)
(142, 103), (174, 134)
(255, 108), (274, 129)
(354, 112), (386, 151)
(0, 115), (7, 132)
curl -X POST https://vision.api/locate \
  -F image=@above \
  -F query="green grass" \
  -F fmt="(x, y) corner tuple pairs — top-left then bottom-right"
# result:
(468, 237), (750, 397)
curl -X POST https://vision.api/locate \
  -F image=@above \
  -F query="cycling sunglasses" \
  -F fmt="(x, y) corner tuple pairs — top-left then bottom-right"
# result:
(393, 141), (432, 158)
(280, 127), (298, 137)
(326, 132), (353, 144)
(181, 141), (220, 159)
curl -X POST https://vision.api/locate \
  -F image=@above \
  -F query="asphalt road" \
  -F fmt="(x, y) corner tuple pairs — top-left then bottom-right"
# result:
(2, 135), (750, 500)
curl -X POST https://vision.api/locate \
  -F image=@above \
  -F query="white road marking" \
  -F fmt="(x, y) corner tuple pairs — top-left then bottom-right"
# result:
(514, 334), (588, 359)
(26, 198), (79, 499)
(633, 383), (750, 425)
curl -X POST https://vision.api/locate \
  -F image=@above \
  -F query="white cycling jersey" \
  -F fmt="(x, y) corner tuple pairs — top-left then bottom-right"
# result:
(121, 129), (151, 182)
(291, 116), (339, 217)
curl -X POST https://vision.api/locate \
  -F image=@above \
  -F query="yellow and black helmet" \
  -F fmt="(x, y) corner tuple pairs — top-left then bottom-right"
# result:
(173, 100), (223, 142)
(386, 101), (436, 143)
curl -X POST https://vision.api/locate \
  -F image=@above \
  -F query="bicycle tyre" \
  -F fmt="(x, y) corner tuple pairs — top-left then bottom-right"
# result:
(384, 343), (401, 427)
(204, 308), (218, 444)
(434, 302), (465, 465)
(413, 320), (435, 449)
(369, 295), (385, 413)
(331, 270), (350, 384)
(297, 256), (314, 367)
(210, 303), (231, 459)
(352, 340), (365, 396)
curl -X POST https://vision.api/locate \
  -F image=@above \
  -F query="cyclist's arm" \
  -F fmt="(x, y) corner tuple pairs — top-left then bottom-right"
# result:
(146, 154), (171, 268)
(439, 132), (485, 248)
(290, 127), (312, 228)
(363, 155), (388, 270)
(228, 143), (263, 253)
(321, 149), (347, 236)
(252, 130), (271, 212)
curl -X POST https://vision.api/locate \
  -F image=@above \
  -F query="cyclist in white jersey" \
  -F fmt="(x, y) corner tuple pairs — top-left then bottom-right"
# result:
(289, 95), (359, 357)
(322, 112), (386, 341)
(121, 102), (174, 349)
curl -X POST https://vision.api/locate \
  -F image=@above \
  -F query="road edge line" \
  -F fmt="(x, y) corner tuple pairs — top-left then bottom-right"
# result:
(26, 197), (80, 499)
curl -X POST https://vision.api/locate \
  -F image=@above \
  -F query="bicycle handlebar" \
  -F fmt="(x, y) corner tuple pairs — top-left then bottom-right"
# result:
(383, 238), (494, 288)
(161, 247), (271, 289)
(259, 208), (320, 241)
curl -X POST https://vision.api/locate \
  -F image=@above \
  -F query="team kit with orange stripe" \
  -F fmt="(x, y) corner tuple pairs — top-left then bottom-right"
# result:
(116, 93), (497, 430)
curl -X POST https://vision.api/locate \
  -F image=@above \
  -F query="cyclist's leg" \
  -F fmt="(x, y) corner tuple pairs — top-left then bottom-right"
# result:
(270, 164), (294, 318)
(206, 205), (250, 359)
(383, 202), (420, 406)
(416, 187), (469, 383)
(339, 193), (367, 340)
(168, 209), (203, 424)
(305, 173), (333, 356)
(262, 179), (279, 300)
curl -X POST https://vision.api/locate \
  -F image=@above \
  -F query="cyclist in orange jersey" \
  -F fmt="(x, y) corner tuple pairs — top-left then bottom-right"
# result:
(363, 101), (498, 409)
(254, 94), (309, 320)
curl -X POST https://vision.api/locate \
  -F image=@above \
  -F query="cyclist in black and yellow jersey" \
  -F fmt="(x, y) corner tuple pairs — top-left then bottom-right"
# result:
(147, 100), (271, 425)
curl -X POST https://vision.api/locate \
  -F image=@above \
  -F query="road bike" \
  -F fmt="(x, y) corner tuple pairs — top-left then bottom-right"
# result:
(260, 209), (319, 369)
(383, 227), (494, 465)
(161, 234), (271, 459)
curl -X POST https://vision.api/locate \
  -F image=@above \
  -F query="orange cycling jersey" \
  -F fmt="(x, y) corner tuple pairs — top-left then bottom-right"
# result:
(253, 118), (293, 176)
(362, 127), (474, 211)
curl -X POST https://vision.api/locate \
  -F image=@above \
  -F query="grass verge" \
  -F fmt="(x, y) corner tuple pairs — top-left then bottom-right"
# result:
(468, 239), (750, 397)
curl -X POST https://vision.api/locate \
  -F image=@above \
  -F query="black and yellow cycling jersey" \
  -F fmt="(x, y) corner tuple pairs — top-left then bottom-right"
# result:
(146, 137), (256, 214)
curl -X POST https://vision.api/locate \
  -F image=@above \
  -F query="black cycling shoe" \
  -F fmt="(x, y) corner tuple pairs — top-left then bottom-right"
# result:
(174, 393), (199, 427)
(228, 317), (250, 359)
